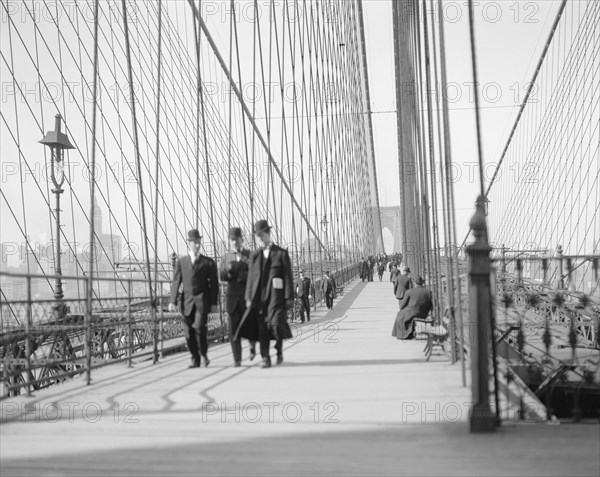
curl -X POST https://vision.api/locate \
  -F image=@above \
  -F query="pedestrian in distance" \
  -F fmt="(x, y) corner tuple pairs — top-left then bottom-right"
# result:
(296, 270), (314, 323)
(322, 270), (337, 309)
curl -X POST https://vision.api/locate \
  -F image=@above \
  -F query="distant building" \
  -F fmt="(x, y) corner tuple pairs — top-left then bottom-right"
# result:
(93, 197), (122, 270)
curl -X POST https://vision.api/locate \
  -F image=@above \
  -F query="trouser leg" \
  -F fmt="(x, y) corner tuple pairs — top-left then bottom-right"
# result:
(301, 297), (310, 321)
(258, 315), (271, 359)
(274, 338), (283, 357)
(298, 301), (305, 322)
(183, 313), (200, 363)
(228, 312), (242, 363)
(197, 311), (208, 358)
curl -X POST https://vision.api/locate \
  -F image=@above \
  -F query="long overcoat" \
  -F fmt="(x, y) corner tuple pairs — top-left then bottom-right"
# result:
(235, 244), (294, 341)
(392, 285), (433, 339)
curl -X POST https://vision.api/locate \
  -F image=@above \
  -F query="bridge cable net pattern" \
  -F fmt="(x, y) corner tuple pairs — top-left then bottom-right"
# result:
(391, 0), (470, 373)
(468, 0), (599, 420)
(392, 0), (599, 421)
(485, 0), (599, 297)
(0, 0), (382, 397)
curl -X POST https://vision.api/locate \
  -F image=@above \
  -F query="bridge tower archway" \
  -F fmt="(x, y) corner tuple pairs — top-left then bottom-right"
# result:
(378, 206), (402, 254)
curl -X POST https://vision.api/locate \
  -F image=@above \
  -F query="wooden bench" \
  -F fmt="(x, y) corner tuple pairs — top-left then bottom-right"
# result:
(420, 314), (450, 361)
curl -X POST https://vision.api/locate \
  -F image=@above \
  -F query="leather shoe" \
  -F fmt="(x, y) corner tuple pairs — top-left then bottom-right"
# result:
(189, 361), (200, 368)
(260, 358), (271, 368)
(203, 358), (210, 367)
(276, 355), (283, 365)
(249, 348), (256, 361)
(233, 361), (241, 367)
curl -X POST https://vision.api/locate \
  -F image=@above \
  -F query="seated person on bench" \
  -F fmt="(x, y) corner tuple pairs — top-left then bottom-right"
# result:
(391, 276), (432, 340)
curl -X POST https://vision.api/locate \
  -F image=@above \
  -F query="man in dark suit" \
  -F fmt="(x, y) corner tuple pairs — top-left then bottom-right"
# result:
(295, 270), (314, 323)
(377, 261), (385, 281)
(368, 256), (375, 282)
(168, 229), (219, 368)
(392, 276), (432, 340)
(242, 220), (294, 368)
(322, 271), (336, 309)
(389, 262), (400, 284)
(360, 257), (369, 282)
(220, 227), (256, 367)
(394, 266), (413, 306)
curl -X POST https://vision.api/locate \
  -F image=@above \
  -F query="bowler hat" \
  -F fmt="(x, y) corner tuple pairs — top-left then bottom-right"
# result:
(228, 227), (243, 240)
(187, 229), (201, 242)
(416, 276), (425, 285)
(253, 219), (271, 234)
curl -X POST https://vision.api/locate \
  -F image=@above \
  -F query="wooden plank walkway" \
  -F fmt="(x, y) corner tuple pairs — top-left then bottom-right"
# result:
(1, 276), (599, 476)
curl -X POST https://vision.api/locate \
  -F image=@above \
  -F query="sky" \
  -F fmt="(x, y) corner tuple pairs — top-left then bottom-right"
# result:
(362, 0), (565, 248)
(2, 0), (593, 264)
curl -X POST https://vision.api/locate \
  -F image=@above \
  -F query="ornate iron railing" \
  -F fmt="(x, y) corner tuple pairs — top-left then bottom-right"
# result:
(492, 254), (600, 421)
(1, 262), (361, 399)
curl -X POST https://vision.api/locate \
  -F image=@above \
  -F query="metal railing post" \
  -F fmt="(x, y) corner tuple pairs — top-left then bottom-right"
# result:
(467, 196), (496, 432)
(127, 280), (133, 368)
(159, 296), (165, 359)
(85, 275), (92, 385)
(25, 275), (32, 397)
(153, 295), (158, 364)
(557, 245), (564, 289)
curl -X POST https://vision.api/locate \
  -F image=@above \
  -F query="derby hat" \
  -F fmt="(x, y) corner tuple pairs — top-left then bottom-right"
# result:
(415, 276), (425, 285)
(228, 227), (243, 240)
(253, 219), (272, 235)
(187, 229), (201, 242)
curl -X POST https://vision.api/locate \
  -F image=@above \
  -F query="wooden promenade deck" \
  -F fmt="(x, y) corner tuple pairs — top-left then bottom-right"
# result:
(1, 277), (599, 476)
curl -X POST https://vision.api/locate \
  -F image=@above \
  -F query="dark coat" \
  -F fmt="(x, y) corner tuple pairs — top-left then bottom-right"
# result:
(169, 254), (219, 317)
(296, 277), (314, 298)
(322, 275), (336, 296)
(392, 285), (433, 339)
(394, 274), (413, 300)
(219, 249), (250, 314)
(360, 260), (369, 278)
(235, 245), (294, 341)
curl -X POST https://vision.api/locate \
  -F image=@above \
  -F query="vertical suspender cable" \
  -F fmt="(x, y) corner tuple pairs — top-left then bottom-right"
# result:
(430, 0), (457, 362)
(467, 0), (486, 200)
(438, 0), (465, 383)
(123, 0), (154, 306)
(192, 5), (201, 228)
(193, 0), (224, 335)
(467, 0), (499, 420)
(458, 0), (568, 249)
(86, 0), (100, 386)
(357, 0), (384, 254)
(153, 0), (164, 363)
(392, 0), (408, 260)
(187, 0), (325, 250)
(422, 0), (443, 324)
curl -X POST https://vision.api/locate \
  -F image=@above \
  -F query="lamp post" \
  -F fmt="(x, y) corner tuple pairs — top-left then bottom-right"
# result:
(467, 196), (496, 432)
(40, 114), (75, 300)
